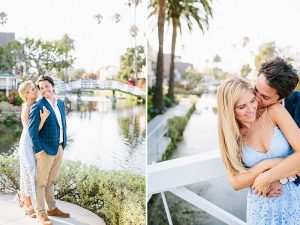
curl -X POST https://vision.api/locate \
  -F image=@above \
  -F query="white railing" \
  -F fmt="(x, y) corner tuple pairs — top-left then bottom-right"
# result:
(55, 80), (145, 97)
(147, 118), (170, 164)
(147, 151), (246, 225)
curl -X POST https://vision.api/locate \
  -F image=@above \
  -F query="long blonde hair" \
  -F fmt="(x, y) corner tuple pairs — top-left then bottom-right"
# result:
(217, 76), (254, 174)
(18, 80), (34, 102)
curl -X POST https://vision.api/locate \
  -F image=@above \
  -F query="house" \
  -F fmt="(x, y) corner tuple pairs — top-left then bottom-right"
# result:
(0, 32), (15, 46)
(147, 43), (157, 87)
(0, 72), (18, 97)
(147, 43), (194, 87)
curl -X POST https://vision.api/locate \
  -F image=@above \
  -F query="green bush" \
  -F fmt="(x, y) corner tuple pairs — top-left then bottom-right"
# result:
(0, 91), (8, 102)
(0, 101), (15, 113)
(168, 116), (187, 142)
(162, 104), (196, 161)
(0, 157), (145, 225)
(163, 95), (173, 108)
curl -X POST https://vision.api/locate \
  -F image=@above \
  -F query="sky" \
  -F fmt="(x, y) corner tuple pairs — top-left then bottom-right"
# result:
(0, 0), (146, 71)
(148, 0), (300, 74)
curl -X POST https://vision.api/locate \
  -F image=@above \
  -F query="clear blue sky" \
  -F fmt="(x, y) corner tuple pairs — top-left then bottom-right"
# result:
(1, 0), (146, 71)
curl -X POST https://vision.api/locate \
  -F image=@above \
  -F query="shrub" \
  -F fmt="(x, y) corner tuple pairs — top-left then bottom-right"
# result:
(0, 157), (146, 225)
(168, 116), (187, 142)
(0, 91), (8, 102)
(0, 101), (15, 113)
(163, 95), (173, 108)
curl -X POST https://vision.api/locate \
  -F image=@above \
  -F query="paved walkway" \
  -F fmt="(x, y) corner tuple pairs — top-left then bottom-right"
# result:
(0, 194), (106, 225)
(148, 98), (192, 133)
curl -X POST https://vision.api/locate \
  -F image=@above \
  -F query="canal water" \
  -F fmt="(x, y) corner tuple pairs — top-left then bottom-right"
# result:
(0, 95), (146, 175)
(148, 92), (246, 224)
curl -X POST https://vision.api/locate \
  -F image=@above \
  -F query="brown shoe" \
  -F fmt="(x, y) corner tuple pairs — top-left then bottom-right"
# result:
(37, 213), (52, 225)
(47, 207), (70, 218)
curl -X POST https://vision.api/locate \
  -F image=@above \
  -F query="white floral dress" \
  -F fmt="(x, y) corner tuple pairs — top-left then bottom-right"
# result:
(19, 114), (36, 200)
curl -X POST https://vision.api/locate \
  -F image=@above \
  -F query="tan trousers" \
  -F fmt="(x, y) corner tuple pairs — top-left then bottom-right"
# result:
(35, 145), (64, 215)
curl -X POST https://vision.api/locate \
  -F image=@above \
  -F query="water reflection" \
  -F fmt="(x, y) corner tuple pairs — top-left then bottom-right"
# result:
(64, 95), (146, 175)
(0, 123), (22, 155)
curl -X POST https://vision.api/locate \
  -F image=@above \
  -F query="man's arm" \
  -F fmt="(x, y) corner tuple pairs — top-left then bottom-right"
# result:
(28, 103), (43, 153)
(227, 158), (282, 191)
(252, 104), (300, 196)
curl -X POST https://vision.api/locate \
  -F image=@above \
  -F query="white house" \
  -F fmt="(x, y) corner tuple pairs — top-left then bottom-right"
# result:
(0, 72), (18, 97)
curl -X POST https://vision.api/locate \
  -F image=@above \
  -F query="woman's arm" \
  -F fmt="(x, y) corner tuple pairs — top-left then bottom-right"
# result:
(38, 106), (50, 131)
(252, 104), (300, 195)
(228, 158), (282, 191)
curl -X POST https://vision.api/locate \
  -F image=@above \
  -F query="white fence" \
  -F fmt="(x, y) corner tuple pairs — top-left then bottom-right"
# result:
(147, 151), (246, 225)
(55, 80), (145, 97)
(147, 118), (170, 164)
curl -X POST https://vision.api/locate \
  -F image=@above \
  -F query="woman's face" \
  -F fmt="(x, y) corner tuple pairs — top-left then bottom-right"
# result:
(26, 84), (38, 102)
(234, 89), (258, 124)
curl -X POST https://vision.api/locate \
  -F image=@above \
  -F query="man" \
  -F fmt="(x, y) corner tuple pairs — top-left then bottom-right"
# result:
(252, 57), (300, 196)
(29, 76), (70, 225)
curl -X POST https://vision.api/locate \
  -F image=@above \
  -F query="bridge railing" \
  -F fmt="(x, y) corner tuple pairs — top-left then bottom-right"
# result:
(55, 80), (145, 97)
(148, 151), (246, 225)
(147, 118), (169, 164)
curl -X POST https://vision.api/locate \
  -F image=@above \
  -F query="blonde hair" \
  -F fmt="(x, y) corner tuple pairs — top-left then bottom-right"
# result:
(18, 81), (34, 102)
(217, 76), (254, 174)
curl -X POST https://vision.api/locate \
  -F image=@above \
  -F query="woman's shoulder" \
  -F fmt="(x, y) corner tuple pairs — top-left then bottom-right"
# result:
(267, 102), (285, 114)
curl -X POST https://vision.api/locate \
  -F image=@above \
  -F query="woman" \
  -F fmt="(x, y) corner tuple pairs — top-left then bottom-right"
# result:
(217, 76), (300, 224)
(17, 81), (50, 217)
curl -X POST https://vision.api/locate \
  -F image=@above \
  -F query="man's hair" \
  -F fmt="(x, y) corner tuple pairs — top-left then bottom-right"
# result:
(35, 75), (55, 90)
(258, 57), (299, 99)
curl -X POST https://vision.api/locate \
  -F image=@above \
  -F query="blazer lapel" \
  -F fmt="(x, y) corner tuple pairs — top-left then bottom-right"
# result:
(57, 100), (65, 129)
(42, 98), (59, 126)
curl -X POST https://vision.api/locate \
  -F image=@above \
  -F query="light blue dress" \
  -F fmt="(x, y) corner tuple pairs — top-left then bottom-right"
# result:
(242, 126), (300, 225)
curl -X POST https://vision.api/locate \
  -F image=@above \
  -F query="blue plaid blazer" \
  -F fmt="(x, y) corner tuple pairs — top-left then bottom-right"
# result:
(28, 97), (67, 156)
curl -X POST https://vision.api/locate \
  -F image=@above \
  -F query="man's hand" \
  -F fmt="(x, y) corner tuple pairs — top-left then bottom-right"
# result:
(252, 172), (272, 197)
(266, 181), (283, 198)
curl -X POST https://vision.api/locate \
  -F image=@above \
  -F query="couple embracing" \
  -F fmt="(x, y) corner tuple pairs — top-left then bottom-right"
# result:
(17, 75), (69, 225)
(217, 57), (300, 224)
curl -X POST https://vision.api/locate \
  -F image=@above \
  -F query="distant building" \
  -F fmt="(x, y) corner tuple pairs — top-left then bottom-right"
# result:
(0, 32), (15, 46)
(98, 65), (119, 81)
(163, 54), (193, 83)
(0, 72), (18, 97)
(147, 43), (157, 87)
(147, 44), (194, 87)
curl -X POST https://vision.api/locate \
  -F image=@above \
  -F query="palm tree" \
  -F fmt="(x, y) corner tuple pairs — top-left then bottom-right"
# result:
(149, 0), (166, 113)
(0, 12), (8, 26)
(94, 14), (103, 24)
(166, 0), (213, 102)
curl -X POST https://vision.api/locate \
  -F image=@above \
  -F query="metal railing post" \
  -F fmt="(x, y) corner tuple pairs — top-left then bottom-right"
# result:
(161, 192), (173, 225)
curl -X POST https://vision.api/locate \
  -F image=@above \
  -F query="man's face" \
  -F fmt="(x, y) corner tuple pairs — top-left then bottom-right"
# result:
(255, 74), (281, 109)
(38, 80), (54, 99)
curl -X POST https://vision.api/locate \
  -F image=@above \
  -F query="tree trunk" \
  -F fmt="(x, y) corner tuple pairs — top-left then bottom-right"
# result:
(153, 0), (166, 113)
(167, 17), (177, 102)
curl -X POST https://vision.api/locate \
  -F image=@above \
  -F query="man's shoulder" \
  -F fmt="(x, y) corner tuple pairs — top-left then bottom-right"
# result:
(286, 91), (300, 103)
(30, 98), (44, 110)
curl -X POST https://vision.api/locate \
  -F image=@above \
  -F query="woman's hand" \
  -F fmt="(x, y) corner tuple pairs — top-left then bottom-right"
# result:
(40, 106), (50, 122)
(252, 171), (272, 197)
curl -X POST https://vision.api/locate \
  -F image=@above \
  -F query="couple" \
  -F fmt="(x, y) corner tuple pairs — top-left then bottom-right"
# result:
(17, 75), (69, 225)
(217, 57), (300, 224)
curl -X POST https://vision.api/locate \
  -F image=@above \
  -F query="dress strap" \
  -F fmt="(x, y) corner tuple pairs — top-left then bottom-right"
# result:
(266, 108), (276, 128)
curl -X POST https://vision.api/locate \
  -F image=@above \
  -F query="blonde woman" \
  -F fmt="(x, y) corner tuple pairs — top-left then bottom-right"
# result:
(17, 81), (50, 217)
(217, 76), (300, 224)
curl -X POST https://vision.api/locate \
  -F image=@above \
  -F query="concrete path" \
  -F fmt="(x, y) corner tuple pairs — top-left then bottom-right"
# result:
(148, 98), (192, 132)
(0, 194), (106, 225)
